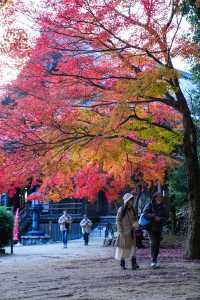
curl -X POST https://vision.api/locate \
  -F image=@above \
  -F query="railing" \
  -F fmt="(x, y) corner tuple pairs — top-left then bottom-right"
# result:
(40, 201), (84, 221)
(17, 200), (84, 241)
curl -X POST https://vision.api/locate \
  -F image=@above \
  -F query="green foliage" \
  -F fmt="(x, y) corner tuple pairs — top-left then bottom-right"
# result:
(138, 127), (182, 154)
(167, 164), (188, 207)
(182, 2), (200, 84)
(182, 1), (200, 47)
(121, 139), (133, 153)
(122, 67), (179, 99)
(0, 206), (13, 249)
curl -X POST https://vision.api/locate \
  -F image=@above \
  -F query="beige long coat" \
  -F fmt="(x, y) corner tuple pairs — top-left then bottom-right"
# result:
(115, 206), (138, 250)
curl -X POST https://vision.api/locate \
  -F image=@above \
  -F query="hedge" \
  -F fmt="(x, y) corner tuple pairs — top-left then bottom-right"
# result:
(0, 206), (14, 249)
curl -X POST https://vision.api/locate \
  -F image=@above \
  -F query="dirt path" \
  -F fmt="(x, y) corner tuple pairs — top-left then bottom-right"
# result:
(0, 240), (200, 300)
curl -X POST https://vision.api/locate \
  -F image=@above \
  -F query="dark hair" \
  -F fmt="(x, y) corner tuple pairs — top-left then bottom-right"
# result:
(121, 204), (136, 219)
(152, 192), (162, 202)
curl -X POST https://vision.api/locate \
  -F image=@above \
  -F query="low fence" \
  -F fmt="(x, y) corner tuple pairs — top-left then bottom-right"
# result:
(40, 222), (82, 241)
(37, 216), (116, 242)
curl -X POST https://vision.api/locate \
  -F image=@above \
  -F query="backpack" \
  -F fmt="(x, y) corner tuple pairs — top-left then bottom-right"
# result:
(138, 202), (153, 230)
(138, 213), (151, 228)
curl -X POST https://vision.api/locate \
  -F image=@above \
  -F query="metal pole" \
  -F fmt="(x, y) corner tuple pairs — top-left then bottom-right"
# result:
(11, 207), (14, 255)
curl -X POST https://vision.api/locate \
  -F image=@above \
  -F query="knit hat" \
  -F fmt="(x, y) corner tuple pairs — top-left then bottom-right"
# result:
(123, 193), (134, 206)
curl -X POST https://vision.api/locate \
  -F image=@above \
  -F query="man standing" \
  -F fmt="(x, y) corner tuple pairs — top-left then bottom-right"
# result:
(143, 192), (169, 268)
(80, 214), (92, 245)
(58, 210), (72, 248)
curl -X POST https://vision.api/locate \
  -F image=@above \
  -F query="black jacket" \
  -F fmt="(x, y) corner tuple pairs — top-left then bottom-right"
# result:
(143, 201), (169, 233)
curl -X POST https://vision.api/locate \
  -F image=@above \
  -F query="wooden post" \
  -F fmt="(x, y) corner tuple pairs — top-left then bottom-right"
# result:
(48, 220), (52, 238)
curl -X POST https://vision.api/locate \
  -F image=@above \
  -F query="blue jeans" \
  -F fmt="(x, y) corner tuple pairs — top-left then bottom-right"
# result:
(83, 232), (89, 245)
(62, 230), (68, 246)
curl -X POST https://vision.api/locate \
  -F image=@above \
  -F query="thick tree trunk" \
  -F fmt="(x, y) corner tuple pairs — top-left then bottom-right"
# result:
(183, 114), (200, 259)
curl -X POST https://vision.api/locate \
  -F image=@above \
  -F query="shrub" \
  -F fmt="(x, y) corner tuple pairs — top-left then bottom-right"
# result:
(0, 206), (14, 249)
(167, 164), (188, 207)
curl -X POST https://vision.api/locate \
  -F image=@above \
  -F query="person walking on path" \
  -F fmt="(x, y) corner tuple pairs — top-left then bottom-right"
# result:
(58, 210), (72, 248)
(115, 193), (139, 270)
(143, 192), (169, 269)
(80, 214), (93, 245)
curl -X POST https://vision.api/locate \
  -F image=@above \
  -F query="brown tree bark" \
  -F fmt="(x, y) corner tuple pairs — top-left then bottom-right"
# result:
(182, 114), (200, 259)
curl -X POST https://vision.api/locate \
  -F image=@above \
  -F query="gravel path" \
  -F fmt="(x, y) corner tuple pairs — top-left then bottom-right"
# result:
(0, 240), (200, 300)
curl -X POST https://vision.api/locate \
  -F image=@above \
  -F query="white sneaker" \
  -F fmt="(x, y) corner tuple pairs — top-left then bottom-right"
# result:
(151, 262), (160, 269)
(155, 262), (160, 268)
(151, 262), (157, 269)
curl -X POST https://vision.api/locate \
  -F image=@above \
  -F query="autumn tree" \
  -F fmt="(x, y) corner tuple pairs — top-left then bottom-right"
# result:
(0, 0), (200, 258)
(182, 0), (200, 151)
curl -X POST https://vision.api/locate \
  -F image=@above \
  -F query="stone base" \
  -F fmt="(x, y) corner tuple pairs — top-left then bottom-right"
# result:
(27, 230), (45, 236)
(0, 248), (6, 255)
(21, 235), (50, 246)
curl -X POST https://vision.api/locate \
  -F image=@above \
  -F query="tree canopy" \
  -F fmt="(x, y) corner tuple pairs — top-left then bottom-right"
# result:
(0, 0), (189, 202)
(1, 0), (200, 258)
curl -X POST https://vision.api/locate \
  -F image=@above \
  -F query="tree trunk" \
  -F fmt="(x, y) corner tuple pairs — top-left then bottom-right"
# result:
(183, 114), (200, 259)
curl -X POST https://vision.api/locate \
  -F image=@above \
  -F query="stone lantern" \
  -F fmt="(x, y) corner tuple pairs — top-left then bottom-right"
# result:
(21, 192), (50, 245)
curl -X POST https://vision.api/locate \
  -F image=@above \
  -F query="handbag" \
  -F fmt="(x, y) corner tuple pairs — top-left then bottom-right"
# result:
(138, 213), (151, 227)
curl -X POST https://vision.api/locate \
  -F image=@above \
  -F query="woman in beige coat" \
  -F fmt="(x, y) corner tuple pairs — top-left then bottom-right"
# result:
(115, 193), (139, 270)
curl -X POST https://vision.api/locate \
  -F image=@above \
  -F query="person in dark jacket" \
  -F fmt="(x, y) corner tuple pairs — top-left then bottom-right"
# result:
(143, 192), (169, 269)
